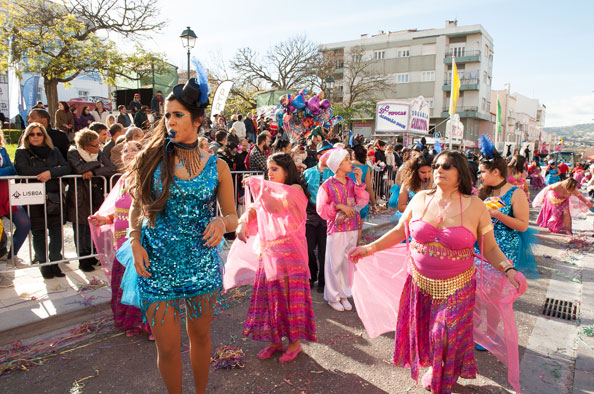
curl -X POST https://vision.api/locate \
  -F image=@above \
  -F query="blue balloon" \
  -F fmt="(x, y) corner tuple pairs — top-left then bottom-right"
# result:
(291, 94), (306, 110)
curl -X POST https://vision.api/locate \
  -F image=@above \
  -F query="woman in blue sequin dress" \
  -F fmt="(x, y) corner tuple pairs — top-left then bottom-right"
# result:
(128, 77), (238, 394)
(478, 155), (538, 278)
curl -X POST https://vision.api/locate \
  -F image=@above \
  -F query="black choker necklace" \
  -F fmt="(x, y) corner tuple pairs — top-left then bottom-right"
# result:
(493, 179), (507, 189)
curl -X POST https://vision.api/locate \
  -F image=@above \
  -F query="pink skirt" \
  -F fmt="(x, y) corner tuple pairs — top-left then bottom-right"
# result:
(243, 265), (317, 344)
(393, 274), (477, 394)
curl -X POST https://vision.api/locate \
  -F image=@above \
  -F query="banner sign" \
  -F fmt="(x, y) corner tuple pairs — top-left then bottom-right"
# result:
(375, 102), (410, 133)
(9, 182), (46, 206)
(446, 114), (464, 141)
(210, 80), (233, 122)
(408, 96), (430, 134)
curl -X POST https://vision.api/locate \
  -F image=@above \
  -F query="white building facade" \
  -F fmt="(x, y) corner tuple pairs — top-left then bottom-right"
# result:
(320, 20), (494, 145)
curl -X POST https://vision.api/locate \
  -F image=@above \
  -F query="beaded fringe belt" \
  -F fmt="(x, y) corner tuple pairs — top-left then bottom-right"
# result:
(409, 259), (475, 300)
(410, 240), (474, 261)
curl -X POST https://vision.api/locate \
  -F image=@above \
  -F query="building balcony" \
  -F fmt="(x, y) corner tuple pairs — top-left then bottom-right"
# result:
(332, 68), (344, 75)
(443, 78), (479, 91)
(440, 106), (490, 121)
(443, 50), (481, 64)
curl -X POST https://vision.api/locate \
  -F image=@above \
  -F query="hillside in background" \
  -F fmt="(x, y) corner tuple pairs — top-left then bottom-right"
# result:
(544, 123), (594, 137)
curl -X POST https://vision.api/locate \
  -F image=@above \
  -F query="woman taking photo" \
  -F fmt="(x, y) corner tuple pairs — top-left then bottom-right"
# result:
(67, 129), (116, 272)
(228, 153), (316, 363)
(397, 155), (433, 213)
(128, 76), (237, 394)
(350, 151), (521, 393)
(477, 135), (538, 278)
(15, 123), (71, 279)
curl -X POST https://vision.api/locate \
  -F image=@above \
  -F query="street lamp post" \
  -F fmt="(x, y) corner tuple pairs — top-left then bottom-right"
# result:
(325, 76), (335, 101)
(180, 26), (197, 81)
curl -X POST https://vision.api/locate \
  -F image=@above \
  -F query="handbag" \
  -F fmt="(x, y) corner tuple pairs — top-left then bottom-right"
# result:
(46, 192), (63, 216)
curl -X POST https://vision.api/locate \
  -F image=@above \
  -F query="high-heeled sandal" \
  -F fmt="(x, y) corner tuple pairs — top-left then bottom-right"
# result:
(279, 344), (301, 363)
(257, 344), (283, 360)
(421, 369), (432, 391)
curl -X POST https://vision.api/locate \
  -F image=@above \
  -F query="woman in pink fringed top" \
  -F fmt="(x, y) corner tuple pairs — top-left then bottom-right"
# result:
(89, 141), (152, 338)
(350, 151), (521, 394)
(234, 153), (316, 363)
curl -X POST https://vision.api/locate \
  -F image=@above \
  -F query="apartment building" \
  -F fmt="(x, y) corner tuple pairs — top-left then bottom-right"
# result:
(320, 20), (494, 143)
(490, 89), (547, 150)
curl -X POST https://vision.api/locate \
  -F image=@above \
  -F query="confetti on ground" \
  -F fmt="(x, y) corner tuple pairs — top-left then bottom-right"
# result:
(210, 345), (245, 370)
(69, 369), (99, 393)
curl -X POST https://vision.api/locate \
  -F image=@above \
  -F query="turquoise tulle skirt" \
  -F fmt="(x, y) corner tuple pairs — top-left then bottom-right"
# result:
(388, 184), (402, 223)
(116, 240), (141, 308)
(516, 227), (539, 279)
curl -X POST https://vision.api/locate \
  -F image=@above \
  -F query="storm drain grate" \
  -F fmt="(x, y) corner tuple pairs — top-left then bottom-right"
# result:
(541, 298), (579, 321)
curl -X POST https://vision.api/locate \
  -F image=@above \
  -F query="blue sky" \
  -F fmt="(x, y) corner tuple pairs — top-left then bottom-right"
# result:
(147, 0), (594, 127)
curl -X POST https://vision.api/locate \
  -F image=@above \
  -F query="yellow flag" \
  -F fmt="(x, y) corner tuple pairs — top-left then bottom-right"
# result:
(449, 58), (460, 116)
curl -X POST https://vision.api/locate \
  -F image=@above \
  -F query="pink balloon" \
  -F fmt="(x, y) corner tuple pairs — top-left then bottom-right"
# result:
(320, 99), (331, 110)
(307, 96), (320, 113)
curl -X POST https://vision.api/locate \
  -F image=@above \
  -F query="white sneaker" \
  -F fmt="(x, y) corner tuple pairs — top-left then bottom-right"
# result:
(328, 301), (344, 312)
(0, 274), (14, 288)
(9, 256), (28, 268)
(340, 298), (352, 311)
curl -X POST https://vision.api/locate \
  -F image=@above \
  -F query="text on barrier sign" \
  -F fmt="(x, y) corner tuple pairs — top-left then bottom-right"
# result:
(9, 182), (46, 205)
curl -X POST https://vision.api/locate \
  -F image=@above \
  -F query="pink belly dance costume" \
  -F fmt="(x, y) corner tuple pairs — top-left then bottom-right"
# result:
(393, 194), (477, 394)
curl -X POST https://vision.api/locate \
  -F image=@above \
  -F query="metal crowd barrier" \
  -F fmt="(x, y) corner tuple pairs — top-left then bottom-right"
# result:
(0, 170), (264, 273)
(369, 167), (397, 203)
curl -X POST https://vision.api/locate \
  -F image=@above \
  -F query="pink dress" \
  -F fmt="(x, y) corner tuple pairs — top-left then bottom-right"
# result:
(393, 197), (477, 394)
(226, 177), (316, 344)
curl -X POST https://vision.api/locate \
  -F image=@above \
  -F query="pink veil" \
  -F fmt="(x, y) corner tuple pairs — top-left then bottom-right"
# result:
(532, 184), (590, 214)
(88, 176), (126, 281)
(350, 243), (527, 393)
(223, 176), (309, 291)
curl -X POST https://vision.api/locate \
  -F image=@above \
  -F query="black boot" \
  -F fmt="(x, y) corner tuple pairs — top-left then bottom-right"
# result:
(52, 264), (65, 277)
(40, 265), (54, 279)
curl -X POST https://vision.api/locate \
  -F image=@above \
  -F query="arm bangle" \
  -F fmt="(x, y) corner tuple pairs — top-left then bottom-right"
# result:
(498, 259), (513, 272)
(504, 266), (516, 274)
(215, 217), (227, 233)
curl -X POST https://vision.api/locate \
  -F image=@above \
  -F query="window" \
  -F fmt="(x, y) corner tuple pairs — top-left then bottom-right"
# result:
(397, 48), (410, 58)
(78, 90), (89, 97)
(421, 71), (435, 82)
(427, 98), (434, 108)
(335, 60), (344, 68)
(450, 46), (465, 57)
(396, 73), (409, 83)
(374, 51), (385, 60)
(351, 54), (362, 63)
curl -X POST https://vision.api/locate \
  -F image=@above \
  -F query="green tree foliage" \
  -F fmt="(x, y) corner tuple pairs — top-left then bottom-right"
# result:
(0, 0), (166, 119)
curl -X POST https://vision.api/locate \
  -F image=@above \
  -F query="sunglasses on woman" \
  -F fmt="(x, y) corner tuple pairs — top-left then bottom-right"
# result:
(432, 162), (453, 170)
(29, 132), (44, 137)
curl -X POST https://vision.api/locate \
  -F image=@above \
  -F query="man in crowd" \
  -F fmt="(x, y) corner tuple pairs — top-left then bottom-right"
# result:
(116, 105), (132, 127)
(89, 122), (109, 149)
(129, 93), (142, 115)
(232, 114), (246, 140)
(249, 132), (270, 176)
(27, 109), (69, 159)
(134, 105), (150, 128)
(104, 123), (124, 160)
(151, 91), (164, 119)
(210, 130), (228, 153)
(558, 160), (569, 181)
(303, 140), (334, 293)
(244, 113), (257, 143)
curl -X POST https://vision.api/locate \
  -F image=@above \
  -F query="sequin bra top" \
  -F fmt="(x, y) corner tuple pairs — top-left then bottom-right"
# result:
(408, 194), (476, 280)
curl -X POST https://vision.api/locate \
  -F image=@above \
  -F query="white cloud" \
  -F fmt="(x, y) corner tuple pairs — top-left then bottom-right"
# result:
(546, 94), (594, 127)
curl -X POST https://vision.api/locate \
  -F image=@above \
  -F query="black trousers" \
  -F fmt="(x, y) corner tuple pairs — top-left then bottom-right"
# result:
(306, 222), (327, 286)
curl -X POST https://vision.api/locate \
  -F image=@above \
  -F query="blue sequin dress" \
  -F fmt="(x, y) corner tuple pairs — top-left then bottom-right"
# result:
(489, 186), (539, 278)
(139, 155), (225, 322)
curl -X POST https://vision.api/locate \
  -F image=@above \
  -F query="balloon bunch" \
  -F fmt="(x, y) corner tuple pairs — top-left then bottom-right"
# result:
(276, 89), (342, 140)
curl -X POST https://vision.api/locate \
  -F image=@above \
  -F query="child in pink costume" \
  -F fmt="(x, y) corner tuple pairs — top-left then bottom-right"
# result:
(316, 148), (369, 312)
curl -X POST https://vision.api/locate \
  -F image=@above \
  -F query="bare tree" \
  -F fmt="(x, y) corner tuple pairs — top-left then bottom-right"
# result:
(231, 35), (319, 90)
(342, 46), (391, 108)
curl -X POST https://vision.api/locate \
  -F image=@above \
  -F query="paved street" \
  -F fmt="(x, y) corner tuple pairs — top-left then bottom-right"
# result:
(1, 208), (593, 394)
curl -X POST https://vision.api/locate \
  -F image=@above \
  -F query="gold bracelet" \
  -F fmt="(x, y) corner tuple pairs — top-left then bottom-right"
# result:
(498, 258), (512, 272)
(367, 244), (377, 256)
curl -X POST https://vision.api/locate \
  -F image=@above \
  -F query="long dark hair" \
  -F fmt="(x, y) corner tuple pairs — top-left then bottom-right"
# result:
(59, 101), (69, 112)
(478, 155), (508, 200)
(508, 155), (526, 175)
(130, 95), (205, 226)
(268, 153), (311, 201)
(428, 151), (473, 196)
(401, 155), (432, 192)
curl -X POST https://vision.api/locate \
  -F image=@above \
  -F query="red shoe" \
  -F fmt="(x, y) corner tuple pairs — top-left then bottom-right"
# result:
(422, 369), (432, 391)
(257, 344), (283, 360)
(279, 344), (301, 363)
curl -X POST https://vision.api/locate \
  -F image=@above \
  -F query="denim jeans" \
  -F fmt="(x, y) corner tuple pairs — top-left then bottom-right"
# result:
(1, 206), (32, 258)
(32, 226), (63, 263)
